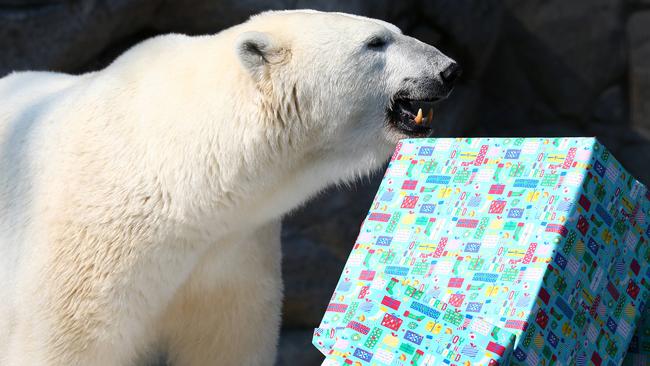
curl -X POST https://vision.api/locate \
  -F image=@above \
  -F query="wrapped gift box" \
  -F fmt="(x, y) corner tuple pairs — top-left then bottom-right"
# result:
(313, 137), (649, 366)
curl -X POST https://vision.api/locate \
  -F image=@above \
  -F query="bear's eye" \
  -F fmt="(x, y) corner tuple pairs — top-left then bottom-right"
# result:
(366, 36), (387, 50)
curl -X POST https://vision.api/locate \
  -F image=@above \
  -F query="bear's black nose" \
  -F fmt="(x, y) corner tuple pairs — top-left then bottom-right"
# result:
(440, 63), (462, 85)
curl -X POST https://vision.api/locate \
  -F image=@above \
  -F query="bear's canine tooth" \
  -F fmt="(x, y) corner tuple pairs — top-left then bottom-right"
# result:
(426, 108), (433, 125)
(414, 108), (423, 124)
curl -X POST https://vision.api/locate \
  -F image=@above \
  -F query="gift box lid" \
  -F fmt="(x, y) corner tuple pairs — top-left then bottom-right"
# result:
(313, 137), (650, 366)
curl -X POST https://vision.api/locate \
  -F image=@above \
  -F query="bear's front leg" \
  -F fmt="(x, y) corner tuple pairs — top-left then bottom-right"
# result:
(4, 217), (208, 366)
(160, 220), (284, 366)
(6, 250), (162, 366)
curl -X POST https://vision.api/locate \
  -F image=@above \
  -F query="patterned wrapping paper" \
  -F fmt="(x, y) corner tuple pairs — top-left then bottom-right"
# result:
(313, 137), (650, 366)
(315, 285), (517, 366)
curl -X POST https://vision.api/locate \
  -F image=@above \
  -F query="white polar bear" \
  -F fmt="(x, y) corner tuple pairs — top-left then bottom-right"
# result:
(0, 9), (459, 366)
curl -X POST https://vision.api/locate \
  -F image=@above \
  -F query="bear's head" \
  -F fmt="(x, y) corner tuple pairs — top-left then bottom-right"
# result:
(234, 10), (460, 185)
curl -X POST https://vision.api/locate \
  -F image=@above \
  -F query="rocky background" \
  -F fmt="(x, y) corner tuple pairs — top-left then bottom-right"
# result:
(1, 0), (648, 364)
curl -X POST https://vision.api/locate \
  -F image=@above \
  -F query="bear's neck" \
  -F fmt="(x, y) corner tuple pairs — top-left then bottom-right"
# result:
(136, 71), (330, 239)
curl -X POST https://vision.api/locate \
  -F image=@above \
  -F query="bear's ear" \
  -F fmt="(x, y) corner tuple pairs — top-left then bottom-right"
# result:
(236, 31), (286, 80)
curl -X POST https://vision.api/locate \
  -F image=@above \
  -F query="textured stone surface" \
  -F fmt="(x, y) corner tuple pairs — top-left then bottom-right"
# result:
(628, 11), (650, 135)
(502, 0), (626, 118)
(275, 329), (323, 366)
(593, 86), (627, 126)
(0, 0), (155, 74)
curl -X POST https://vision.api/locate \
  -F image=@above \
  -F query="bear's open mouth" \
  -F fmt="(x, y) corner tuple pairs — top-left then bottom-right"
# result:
(386, 97), (443, 137)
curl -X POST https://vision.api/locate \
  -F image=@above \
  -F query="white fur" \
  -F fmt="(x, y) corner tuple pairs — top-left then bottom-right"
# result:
(0, 10), (454, 365)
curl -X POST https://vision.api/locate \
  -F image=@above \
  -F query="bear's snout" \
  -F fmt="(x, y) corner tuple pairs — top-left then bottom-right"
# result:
(385, 43), (460, 138)
(395, 70), (459, 102)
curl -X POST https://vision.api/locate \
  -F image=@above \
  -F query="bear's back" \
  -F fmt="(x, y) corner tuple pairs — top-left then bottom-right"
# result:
(0, 71), (80, 150)
(0, 71), (81, 288)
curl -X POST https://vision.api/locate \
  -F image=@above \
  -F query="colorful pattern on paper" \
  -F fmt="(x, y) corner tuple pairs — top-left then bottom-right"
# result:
(313, 138), (650, 366)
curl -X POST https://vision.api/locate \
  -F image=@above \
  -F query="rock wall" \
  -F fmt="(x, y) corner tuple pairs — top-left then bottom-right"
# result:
(1, 1), (648, 364)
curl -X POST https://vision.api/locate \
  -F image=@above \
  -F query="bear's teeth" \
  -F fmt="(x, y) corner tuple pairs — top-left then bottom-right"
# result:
(426, 108), (433, 125)
(414, 108), (423, 124)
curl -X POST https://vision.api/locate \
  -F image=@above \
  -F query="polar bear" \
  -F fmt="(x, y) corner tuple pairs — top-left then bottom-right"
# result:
(0, 9), (460, 366)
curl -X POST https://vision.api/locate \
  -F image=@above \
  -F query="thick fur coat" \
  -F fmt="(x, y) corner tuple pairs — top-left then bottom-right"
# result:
(0, 10), (456, 365)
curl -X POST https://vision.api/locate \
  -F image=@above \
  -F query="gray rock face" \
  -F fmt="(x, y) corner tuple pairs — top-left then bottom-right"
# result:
(593, 86), (627, 126)
(628, 11), (650, 135)
(0, 1), (155, 74)
(275, 329), (324, 366)
(483, 0), (626, 123)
